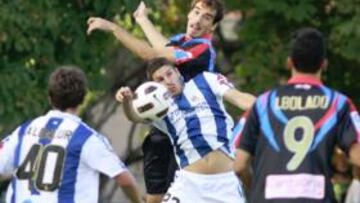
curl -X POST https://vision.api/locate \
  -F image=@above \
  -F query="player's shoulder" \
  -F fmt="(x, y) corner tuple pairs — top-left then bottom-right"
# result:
(168, 33), (186, 45)
(200, 71), (223, 80)
(189, 71), (216, 85)
(75, 121), (99, 137)
(11, 118), (35, 136)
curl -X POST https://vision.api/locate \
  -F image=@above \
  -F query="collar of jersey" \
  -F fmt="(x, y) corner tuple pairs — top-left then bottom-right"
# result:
(46, 110), (82, 122)
(184, 33), (212, 41)
(287, 75), (322, 86)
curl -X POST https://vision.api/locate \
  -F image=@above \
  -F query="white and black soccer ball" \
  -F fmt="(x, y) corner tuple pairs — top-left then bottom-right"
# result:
(132, 81), (171, 121)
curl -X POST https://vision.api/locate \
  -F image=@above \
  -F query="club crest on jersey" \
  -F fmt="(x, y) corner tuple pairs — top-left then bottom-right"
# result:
(216, 74), (233, 88)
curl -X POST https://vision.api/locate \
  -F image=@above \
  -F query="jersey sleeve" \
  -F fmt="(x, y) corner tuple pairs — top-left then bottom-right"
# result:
(174, 43), (210, 65)
(336, 98), (360, 154)
(203, 72), (234, 97)
(237, 104), (260, 155)
(0, 129), (19, 176)
(81, 134), (127, 178)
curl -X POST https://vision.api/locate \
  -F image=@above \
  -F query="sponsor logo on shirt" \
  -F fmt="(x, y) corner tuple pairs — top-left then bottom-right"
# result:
(168, 101), (210, 123)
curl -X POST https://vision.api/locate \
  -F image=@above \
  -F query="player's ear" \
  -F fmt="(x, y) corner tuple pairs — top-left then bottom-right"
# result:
(286, 57), (294, 71)
(174, 67), (181, 76)
(320, 58), (328, 72)
(48, 96), (53, 107)
(211, 23), (218, 32)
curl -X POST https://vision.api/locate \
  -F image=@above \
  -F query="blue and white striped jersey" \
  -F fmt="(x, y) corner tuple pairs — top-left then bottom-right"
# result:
(0, 110), (127, 203)
(153, 72), (235, 168)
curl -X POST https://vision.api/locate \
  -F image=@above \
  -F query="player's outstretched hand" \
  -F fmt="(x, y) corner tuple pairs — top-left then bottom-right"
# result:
(116, 87), (134, 103)
(133, 1), (149, 22)
(87, 17), (116, 35)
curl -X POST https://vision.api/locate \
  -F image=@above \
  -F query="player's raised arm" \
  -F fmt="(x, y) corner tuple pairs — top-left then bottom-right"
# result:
(223, 89), (256, 110)
(87, 17), (156, 60)
(203, 72), (256, 111)
(133, 2), (176, 61)
(133, 2), (170, 49)
(115, 87), (147, 123)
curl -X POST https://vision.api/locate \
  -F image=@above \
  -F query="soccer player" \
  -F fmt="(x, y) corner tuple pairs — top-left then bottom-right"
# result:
(87, 1), (225, 202)
(0, 67), (143, 203)
(233, 27), (360, 203)
(87, 0), (224, 81)
(116, 57), (255, 203)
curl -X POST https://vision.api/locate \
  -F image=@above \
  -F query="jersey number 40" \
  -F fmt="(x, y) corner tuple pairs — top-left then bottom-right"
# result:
(16, 144), (66, 191)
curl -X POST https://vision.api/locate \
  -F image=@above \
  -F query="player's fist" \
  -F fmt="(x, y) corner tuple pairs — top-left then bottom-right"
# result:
(87, 17), (116, 35)
(115, 87), (134, 103)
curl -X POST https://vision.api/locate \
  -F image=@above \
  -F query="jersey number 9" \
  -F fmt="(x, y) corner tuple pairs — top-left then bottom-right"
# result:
(283, 116), (314, 171)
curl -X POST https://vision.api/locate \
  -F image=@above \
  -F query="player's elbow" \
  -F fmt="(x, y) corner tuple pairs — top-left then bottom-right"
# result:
(153, 48), (176, 63)
(115, 171), (137, 188)
(139, 51), (156, 61)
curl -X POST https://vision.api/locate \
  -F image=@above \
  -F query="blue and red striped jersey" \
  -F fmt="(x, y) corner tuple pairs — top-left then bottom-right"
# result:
(167, 33), (216, 81)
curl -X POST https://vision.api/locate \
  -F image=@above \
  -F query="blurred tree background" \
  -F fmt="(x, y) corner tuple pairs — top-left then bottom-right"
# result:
(0, 0), (359, 136)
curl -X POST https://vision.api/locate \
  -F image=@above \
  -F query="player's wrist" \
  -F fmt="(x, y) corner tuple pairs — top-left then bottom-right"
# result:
(135, 16), (150, 25)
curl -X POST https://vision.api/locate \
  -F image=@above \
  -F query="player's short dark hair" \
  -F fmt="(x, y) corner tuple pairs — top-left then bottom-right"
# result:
(191, 0), (224, 24)
(290, 27), (326, 73)
(146, 57), (175, 80)
(48, 66), (87, 111)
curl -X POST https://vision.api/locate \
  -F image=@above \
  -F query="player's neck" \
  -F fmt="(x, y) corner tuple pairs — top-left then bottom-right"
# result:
(63, 107), (79, 116)
(291, 69), (321, 81)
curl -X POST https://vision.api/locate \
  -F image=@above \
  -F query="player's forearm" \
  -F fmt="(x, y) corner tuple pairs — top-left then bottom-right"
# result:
(122, 184), (143, 203)
(116, 172), (143, 203)
(123, 99), (147, 123)
(136, 17), (169, 48)
(225, 89), (256, 110)
(111, 25), (156, 60)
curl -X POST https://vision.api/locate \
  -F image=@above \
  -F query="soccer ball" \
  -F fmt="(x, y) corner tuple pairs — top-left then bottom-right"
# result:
(132, 81), (172, 121)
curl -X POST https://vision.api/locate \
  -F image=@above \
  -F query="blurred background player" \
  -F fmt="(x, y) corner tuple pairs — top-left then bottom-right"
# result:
(234, 27), (360, 203)
(87, 1), (224, 202)
(116, 57), (255, 203)
(0, 66), (143, 203)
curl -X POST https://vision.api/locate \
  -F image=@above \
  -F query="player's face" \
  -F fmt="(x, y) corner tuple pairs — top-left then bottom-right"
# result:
(186, 2), (216, 38)
(152, 65), (183, 96)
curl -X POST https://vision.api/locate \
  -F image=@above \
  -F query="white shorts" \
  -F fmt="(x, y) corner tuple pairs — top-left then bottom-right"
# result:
(162, 170), (246, 203)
